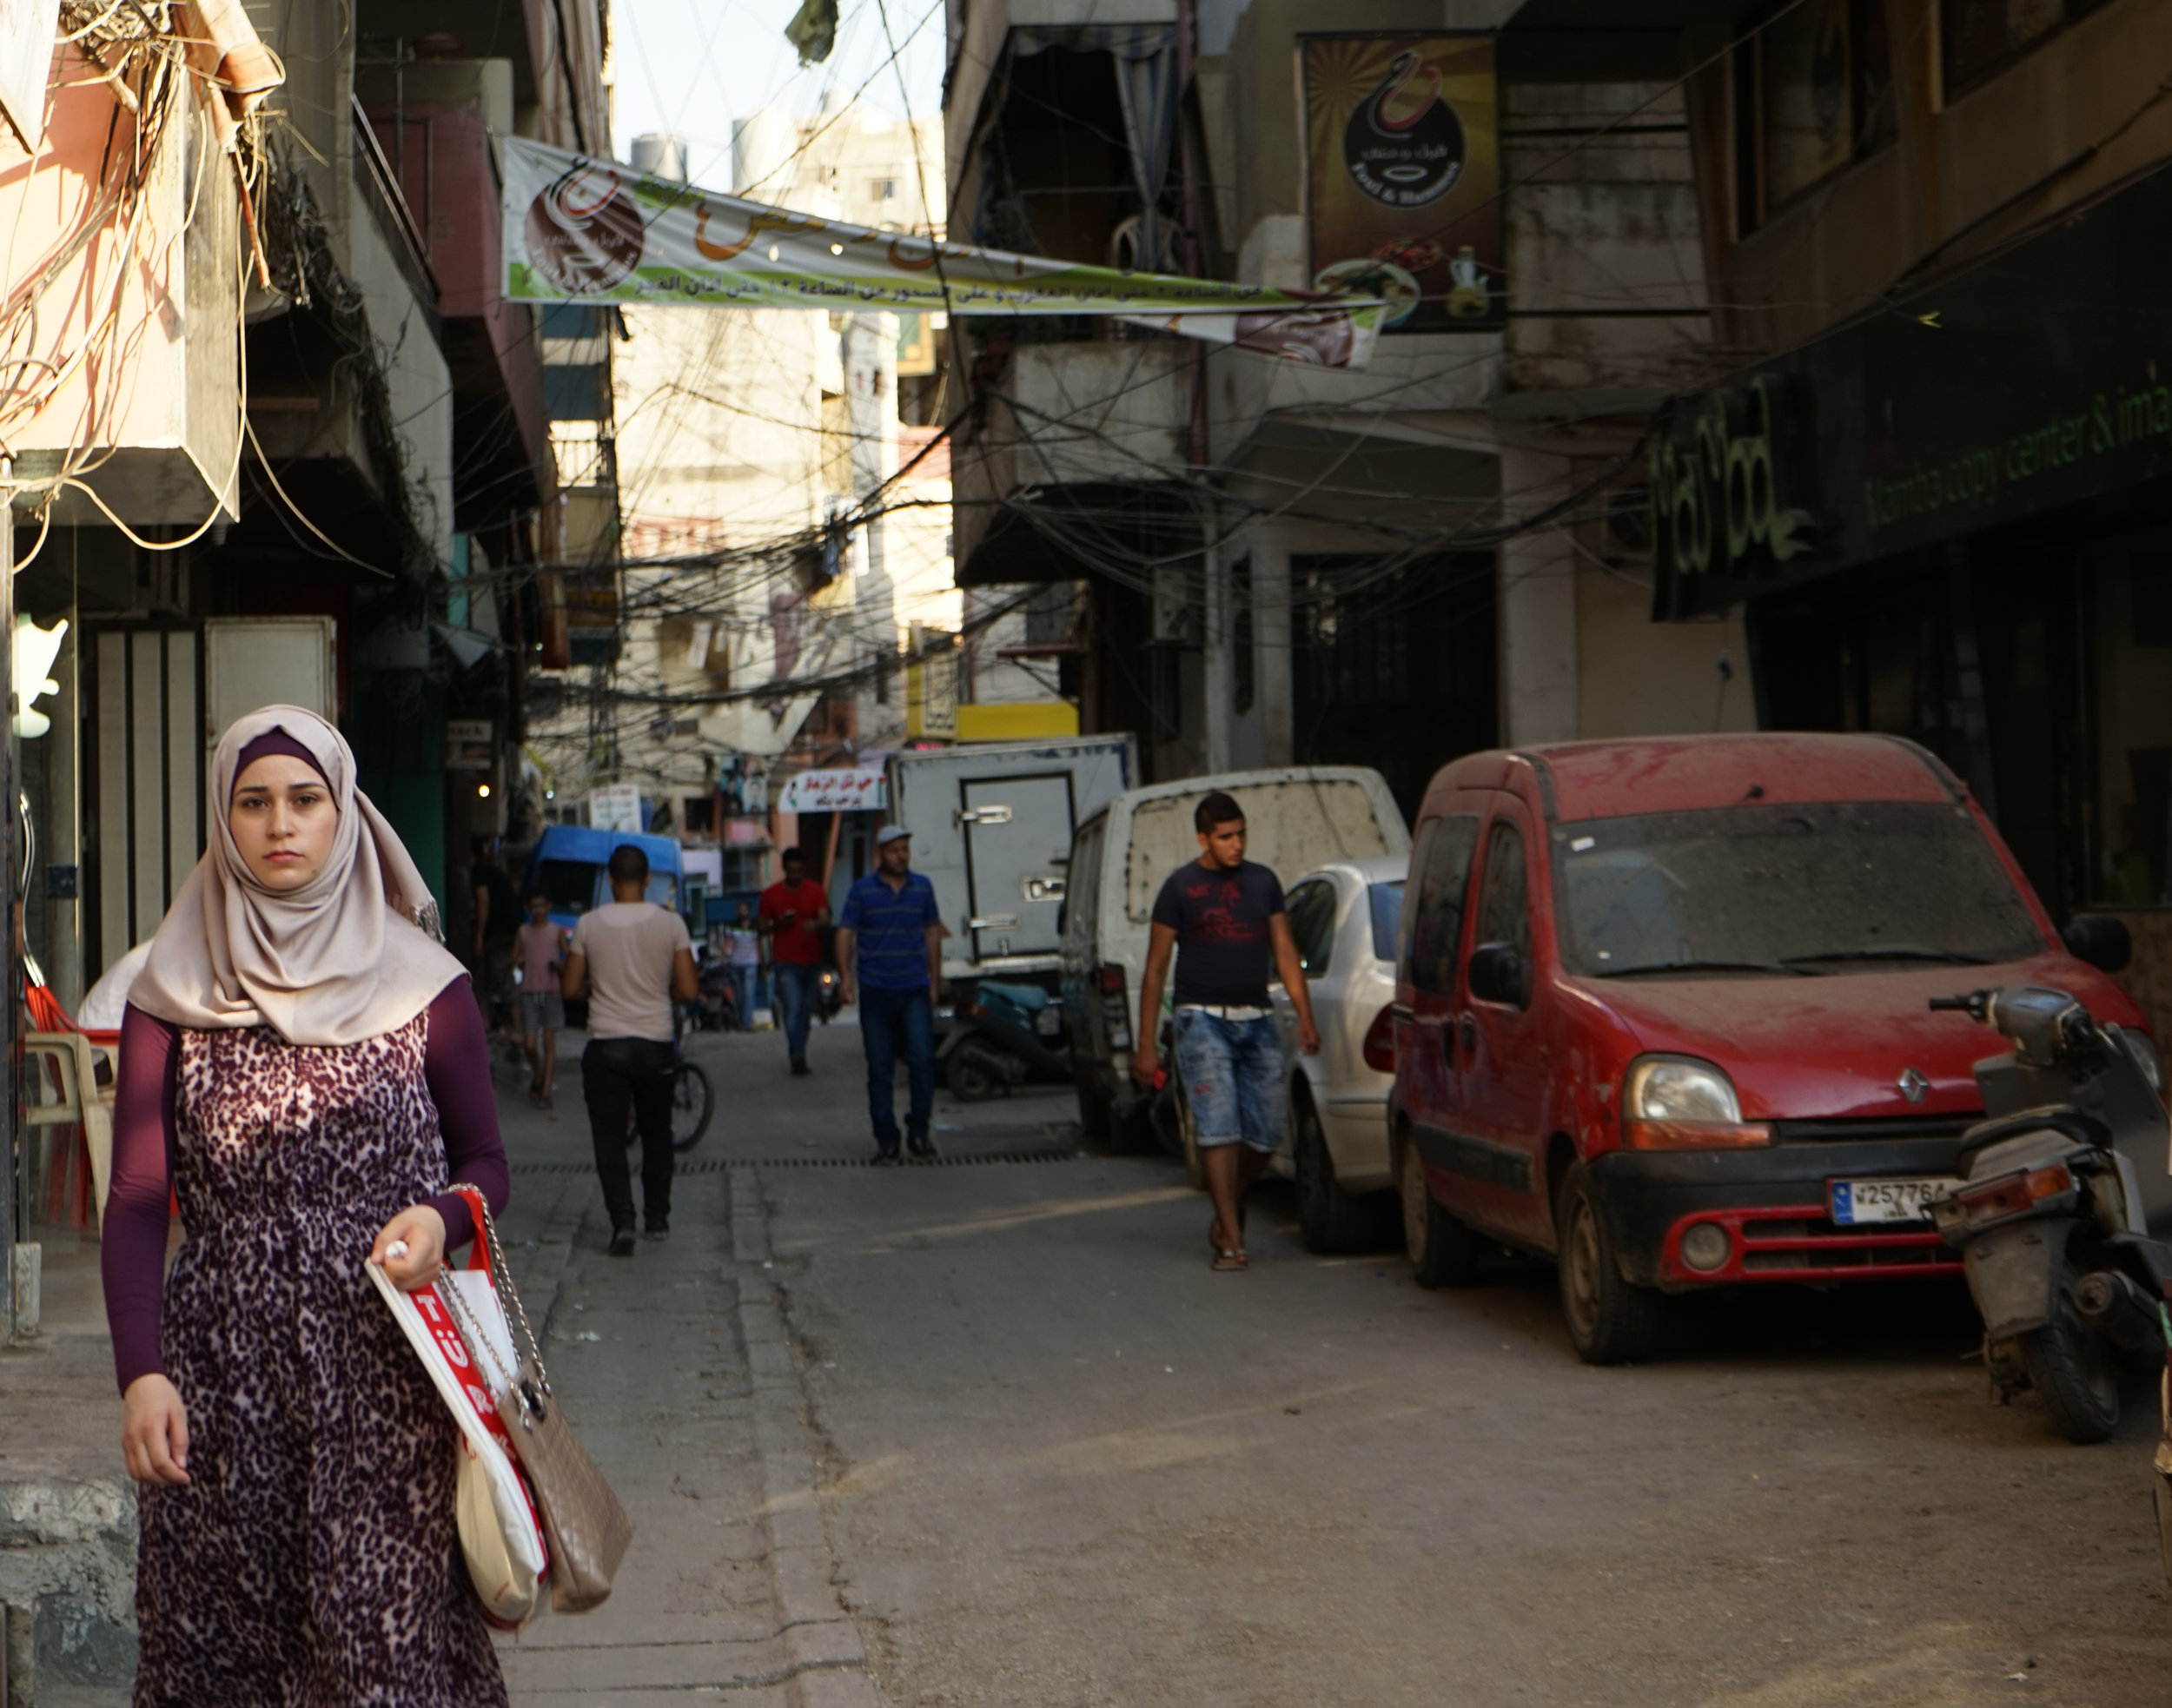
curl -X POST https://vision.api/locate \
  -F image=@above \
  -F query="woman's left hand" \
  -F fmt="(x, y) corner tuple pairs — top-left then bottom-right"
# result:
(370, 1203), (447, 1291)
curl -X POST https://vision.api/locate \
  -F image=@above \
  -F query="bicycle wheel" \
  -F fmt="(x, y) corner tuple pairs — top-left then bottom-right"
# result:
(670, 1060), (714, 1152)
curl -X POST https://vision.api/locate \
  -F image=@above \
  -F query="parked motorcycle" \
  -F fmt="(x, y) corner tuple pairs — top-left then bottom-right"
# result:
(1927, 983), (2172, 1444)
(687, 947), (738, 1033)
(938, 979), (1070, 1102)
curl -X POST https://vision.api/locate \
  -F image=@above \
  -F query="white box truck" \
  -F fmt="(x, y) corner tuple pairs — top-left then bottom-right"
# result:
(885, 734), (1138, 989)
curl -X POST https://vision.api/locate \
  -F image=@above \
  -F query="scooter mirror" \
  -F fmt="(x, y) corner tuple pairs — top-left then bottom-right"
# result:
(2062, 913), (2133, 976)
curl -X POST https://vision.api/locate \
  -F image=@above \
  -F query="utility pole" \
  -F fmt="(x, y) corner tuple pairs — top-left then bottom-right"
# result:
(1, 465), (17, 1344)
(1173, 0), (1232, 771)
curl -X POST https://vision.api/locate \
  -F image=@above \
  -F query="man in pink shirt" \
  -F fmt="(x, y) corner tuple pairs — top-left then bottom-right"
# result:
(514, 892), (570, 1109)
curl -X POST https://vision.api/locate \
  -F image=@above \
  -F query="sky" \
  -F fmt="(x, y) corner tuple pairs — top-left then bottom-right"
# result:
(608, 0), (948, 189)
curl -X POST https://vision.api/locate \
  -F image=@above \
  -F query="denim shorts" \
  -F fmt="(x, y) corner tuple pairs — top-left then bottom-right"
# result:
(518, 991), (565, 1033)
(1171, 1008), (1286, 1154)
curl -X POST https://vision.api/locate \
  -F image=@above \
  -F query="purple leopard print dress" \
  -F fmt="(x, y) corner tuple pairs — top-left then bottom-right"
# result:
(132, 1014), (507, 1707)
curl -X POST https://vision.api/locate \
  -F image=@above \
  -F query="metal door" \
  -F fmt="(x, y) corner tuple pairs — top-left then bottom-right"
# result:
(962, 773), (1074, 960)
(90, 627), (201, 975)
(1455, 801), (1552, 1241)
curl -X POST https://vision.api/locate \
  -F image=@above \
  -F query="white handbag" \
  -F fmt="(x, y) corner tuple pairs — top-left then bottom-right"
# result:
(367, 1193), (550, 1629)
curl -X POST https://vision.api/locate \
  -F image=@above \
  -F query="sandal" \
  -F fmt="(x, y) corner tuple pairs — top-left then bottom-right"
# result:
(1211, 1246), (1248, 1272)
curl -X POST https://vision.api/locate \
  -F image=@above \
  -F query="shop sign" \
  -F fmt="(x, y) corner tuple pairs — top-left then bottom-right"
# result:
(1651, 376), (1820, 619)
(445, 719), (493, 771)
(778, 768), (887, 814)
(1300, 33), (1501, 331)
(1653, 162), (2172, 619)
(589, 783), (643, 832)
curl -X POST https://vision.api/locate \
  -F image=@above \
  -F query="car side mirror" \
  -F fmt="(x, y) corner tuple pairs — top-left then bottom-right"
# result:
(1467, 941), (1528, 1007)
(2062, 912), (2132, 975)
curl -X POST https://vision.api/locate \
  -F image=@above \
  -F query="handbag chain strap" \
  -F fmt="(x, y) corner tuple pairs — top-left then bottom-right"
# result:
(448, 1183), (553, 1397)
(436, 1268), (519, 1396)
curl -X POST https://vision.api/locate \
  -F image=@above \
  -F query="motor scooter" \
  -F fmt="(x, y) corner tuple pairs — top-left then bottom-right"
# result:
(937, 979), (1070, 1101)
(688, 947), (738, 1033)
(1926, 983), (2172, 1444)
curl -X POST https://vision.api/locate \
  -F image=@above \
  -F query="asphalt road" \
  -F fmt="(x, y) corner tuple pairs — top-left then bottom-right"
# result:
(503, 1018), (2172, 1708)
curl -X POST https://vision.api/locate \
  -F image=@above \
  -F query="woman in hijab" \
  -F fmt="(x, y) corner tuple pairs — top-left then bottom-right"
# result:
(102, 706), (510, 1706)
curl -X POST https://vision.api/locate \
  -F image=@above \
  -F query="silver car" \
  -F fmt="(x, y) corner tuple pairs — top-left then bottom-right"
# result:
(1269, 854), (1406, 1251)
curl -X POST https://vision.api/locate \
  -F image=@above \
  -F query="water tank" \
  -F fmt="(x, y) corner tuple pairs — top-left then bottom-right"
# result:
(630, 132), (689, 182)
(731, 109), (792, 195)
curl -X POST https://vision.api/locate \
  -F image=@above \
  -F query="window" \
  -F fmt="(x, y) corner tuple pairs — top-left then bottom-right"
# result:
(1066, 819), (1103, 944)
(1285, 879), (1339, 978)
(1367, 880), (1405, 964)
(533, 860), (593, 914)
(1554, 803), (2042, 976)
(1941, 0), (2112, 101)
(871, 178), (898, 200)
(1473, 820), (1531, 970)
(1405, 815), (1480, 996)
(1737, 0), (1895, 229)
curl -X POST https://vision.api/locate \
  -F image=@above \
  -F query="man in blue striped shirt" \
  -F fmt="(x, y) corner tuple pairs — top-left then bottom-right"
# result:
(836, 824), (946, 1162)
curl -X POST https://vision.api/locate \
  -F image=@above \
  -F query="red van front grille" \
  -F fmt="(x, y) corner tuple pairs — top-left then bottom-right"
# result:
(1659, 1204), (1961, 1286)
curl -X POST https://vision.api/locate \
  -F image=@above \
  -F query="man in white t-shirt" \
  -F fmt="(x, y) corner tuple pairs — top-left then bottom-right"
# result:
(562, 844), (699, 1255)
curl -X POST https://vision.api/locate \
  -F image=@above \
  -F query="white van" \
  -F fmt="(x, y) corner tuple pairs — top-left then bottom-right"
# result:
(1059, 766), (1410, 1149)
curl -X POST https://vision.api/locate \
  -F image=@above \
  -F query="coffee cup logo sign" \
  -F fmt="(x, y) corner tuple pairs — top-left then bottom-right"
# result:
(1343, 50), (1467, 208)
(1652, 376), (1818, 607)
(525, 162), (645, 295)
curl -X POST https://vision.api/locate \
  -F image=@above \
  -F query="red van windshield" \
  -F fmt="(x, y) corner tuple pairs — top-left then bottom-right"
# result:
(1554, 802), (2044, 978)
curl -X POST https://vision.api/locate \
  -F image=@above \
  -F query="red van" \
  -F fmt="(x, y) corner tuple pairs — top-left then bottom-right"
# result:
(1388, 733), (2147, 1363)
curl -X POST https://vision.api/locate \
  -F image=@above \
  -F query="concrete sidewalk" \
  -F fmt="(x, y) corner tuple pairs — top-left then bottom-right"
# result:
(0, 1018), (954, 1706)
(0, 1228), (139, 1706)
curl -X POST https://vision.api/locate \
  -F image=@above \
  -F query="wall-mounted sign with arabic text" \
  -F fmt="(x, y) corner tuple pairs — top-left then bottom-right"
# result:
(778, 768), (888, 815)
(1651, 377), (1823, 620)
(1301, 34), (1501, 332)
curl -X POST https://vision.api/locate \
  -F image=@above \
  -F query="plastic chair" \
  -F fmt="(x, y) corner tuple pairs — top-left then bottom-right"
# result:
(23, 1030), (116, 1226)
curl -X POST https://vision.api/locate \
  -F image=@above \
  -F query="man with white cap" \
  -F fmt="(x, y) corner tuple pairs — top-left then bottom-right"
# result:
(835, 824), (945, 1162)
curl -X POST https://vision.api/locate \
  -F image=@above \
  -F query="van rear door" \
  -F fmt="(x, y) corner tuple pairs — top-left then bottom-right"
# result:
(963, 773), (1075, 960)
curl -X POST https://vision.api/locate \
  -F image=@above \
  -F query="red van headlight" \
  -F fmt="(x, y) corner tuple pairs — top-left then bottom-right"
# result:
(1622, 1056), (1771, 1150)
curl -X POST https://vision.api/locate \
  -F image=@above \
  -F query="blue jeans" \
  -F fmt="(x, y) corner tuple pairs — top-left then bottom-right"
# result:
(772, 962), (817, 1058)
(1171, 1009), (1286, 1154)
(729, 965), (758, 1029)
(858, 983), (935, 1152)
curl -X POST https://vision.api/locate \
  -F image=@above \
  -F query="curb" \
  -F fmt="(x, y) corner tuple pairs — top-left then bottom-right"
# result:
(729, 1166), (885, 1708)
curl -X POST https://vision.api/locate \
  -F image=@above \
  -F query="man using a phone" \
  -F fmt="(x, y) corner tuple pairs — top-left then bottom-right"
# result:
(758, 845), (831, 1076)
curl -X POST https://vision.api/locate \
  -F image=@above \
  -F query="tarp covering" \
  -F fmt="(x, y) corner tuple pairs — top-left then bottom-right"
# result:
(500, 136), (1383, 367)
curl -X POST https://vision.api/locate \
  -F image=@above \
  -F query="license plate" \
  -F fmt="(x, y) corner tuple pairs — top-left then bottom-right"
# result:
(1034, 1008), (1062, 1037)
(1829, 1176), (1957, 1225)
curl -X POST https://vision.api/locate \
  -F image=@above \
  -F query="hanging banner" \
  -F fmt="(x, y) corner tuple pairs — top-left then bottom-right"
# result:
(500, 136), (1384, 368)
(1301, 33), (1502, 332)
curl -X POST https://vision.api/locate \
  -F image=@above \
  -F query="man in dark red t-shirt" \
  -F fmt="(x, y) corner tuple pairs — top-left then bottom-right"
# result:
(758, 845), (831, 1076)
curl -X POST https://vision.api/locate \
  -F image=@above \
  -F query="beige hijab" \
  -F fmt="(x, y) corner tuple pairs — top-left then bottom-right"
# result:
(129, 705), (467, 1046)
